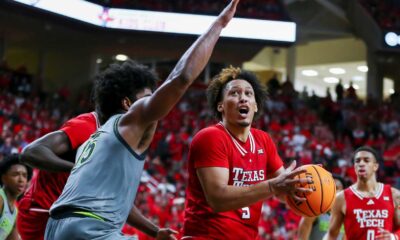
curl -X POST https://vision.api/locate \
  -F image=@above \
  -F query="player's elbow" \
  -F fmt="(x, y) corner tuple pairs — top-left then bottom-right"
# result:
(204, 195), (227, 212)
(169, 65), (195, 88)
(20, 144), (35, 164)
(207, 201), (226, 213)
(20, 143), (41, 166)
(178, 72), (194, 86)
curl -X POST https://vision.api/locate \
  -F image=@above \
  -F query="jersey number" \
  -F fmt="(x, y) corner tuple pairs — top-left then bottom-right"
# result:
(367, 230), (374, 240)
(76, 132), (100, 167)
(242, 207), (250, 219)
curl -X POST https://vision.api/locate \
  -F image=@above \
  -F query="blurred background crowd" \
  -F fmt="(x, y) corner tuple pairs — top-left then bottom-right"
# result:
(2, 60), (400, 239)
(2, 0), (400, 239)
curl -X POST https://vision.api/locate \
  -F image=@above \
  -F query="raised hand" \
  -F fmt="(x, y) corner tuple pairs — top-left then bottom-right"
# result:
(269, 160), (313, 201)
(217, 0), (240, 27)
(156, 228), (178, 240)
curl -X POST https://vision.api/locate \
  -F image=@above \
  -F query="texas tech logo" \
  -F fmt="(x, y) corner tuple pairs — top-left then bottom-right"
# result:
(232, 168), (265, 186)
(353, 209), (388, 228)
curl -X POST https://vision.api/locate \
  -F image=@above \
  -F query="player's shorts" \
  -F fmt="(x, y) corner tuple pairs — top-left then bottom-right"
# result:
(17, 207), (49, 240)
(45, 211), (137, 240)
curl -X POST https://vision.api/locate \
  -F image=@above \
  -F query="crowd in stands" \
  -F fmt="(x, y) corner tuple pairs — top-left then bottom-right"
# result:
(360, 0), (400, 30)
(1, 62), (400, 239)
(0, 60), (94, 155)
(88, 0), (290, 21)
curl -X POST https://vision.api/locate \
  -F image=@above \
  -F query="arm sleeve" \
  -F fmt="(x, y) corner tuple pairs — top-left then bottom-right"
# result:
(264, 133), (284, 175)
(191, 128), (229, 169)
(60, 115), (97, 150)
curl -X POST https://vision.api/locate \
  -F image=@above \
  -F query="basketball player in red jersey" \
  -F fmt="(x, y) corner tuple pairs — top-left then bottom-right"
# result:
(182, 66), (312, 240)
(325, 146), (400, 240)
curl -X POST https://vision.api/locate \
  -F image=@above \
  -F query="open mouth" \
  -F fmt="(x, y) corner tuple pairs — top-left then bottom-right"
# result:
(239, 109), (249, 114)
(238, 106), (249, 115)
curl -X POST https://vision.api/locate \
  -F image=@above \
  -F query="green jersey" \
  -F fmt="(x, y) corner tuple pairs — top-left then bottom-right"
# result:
(0, 188), (16, 240)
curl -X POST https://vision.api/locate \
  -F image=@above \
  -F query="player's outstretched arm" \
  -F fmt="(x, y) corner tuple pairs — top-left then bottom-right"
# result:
(323, 191), (345, 240)
(126, 0), (239, 125)
(197, 161), (311, 212)
(126, 206), (177, 240)
(20, 131), (74, 172)
(298, 216), (317, 240)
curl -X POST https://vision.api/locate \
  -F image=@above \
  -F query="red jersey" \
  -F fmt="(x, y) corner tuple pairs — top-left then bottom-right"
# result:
(182, 123), (283, 240)
(19, 112), (99, 211)
(344, 183), (395, 240)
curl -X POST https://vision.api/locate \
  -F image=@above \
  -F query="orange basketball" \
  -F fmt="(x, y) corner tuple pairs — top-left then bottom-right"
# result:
(286, 164), (336, 217)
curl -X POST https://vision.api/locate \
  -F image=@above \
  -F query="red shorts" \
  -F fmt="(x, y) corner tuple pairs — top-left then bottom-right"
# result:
(17, 207), (49, 240)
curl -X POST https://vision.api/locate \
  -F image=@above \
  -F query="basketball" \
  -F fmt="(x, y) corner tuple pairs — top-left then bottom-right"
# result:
(286, 164), (336, 217)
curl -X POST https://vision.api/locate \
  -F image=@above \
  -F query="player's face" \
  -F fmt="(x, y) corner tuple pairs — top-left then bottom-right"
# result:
(2, 164), (28, 196)
(219, 79), (258, 127)
(353, 151), (378, 181)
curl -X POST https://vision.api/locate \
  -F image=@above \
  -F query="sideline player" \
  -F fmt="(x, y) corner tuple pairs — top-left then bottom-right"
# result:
(324, 146), (400, 240)
(45, 1), (240, 239)
(0, 154), (30, 240)
(182, 66), (312, 239)
(298, 174), (346, 240)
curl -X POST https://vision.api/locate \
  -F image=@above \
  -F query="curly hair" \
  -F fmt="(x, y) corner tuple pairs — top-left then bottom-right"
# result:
(93, 60), (158, 122)
(206, 66), (267, 120)
(0, 154), (32, 185)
